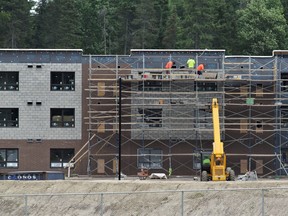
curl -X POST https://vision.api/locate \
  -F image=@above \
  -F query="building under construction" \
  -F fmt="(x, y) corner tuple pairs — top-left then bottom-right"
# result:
(0, 49), (288, 177)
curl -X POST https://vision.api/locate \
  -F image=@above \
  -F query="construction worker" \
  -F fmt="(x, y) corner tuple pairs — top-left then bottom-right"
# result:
(197, 63), (205, 75)
(165, 60), (175, 69)
(202, 157), (211, 171)
(168, 167), (173, 178)
(187, 58), (195, 69)
(165, 60), (175, 74)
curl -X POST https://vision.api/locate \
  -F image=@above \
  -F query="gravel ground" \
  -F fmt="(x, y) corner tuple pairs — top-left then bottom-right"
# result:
(0, 177), (287, 216)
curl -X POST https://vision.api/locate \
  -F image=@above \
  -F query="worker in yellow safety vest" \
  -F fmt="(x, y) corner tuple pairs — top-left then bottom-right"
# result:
(187, 58), (195, 69)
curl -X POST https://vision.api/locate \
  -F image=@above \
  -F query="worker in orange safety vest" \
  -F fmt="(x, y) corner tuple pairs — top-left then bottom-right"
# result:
(197, 63), (204, 75)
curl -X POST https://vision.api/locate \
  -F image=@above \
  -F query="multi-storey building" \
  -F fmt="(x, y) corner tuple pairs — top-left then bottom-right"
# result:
(1, 49), (288, 177)
(0, 49), (83, 172)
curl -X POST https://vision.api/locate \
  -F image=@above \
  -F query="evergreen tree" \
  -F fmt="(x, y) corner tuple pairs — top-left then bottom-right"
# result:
(153, 0), (169, 48)
(104, 0), (136, 54)
(33, 0), (49, 48)
(80, 0), (113, 54)
(211, 0), (239, 54)
(0, 0), (34, 48)
(131, 0), (160, 49)
(162, 5), (178, 49)
(117, 0), (136, 54)
(33, 0), (82, 49)
(177, 0), (215, 49)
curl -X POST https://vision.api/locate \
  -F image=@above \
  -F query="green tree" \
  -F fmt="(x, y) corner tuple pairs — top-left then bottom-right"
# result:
(0, 0), (34, 48)
(177, 0), (215, 49)
(104, 0), (136, 54)
(211, 0), (239, 54)
(131, 0), (160, 49)
(281, 0), (288, 22)
(237, 0), (288, 55)
(33, 0), (82, 48)
(117, 1), (136, 54)
(162, 5), (178, 49)
(80, 0), (116, 54)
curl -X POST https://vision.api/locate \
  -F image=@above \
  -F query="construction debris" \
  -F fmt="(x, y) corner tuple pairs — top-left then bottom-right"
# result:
(149, 173), (167, 179)
(237, 171), (258, 181)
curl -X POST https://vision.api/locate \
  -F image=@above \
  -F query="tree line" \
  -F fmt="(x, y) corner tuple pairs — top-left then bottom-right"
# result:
(0, 0), (287, 55)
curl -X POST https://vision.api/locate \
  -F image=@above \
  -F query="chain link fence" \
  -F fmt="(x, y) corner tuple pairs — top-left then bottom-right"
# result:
(0, 187), (288, 216)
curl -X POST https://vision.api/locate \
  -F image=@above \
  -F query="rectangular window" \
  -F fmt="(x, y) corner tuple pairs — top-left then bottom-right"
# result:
(50, 149), (74, 168)
(256, 120), (263, 133)
(281, 106), (288, 127)
(256, 83), (263, 97)
(0, 72), (19, 91)
(51, 108), (75, 127)
(192, 152), (201, 170)
(0, 108), (19, 127)
(138, 81), (162, 91)
(0, 149), (18, 168)
(137, 148), (163, 169)
(138, 108), (162, 127)
(195, 82), (217, 91)
(281, 149), (288, 167)
(51, 72), (75, 91)
(281, 72), (288, 92)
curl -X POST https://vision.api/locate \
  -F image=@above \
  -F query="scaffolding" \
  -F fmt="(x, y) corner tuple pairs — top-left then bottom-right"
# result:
(75, 49), (288, 178)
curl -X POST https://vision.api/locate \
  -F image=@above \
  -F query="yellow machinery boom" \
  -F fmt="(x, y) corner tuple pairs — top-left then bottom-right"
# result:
(200, 98), (235, 181)
(211, 98), (226, 181)
(212, 98), (224, 156)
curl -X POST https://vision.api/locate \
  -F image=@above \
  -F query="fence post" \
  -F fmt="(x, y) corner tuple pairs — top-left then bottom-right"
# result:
(181, 191), (184, 216)
(24, 195), (28, 216)
(261, 189), (265, 216)
(100, 193), (104, 216)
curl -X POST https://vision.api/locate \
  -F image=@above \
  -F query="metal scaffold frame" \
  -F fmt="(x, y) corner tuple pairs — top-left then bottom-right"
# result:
(69, 50), (288, 178)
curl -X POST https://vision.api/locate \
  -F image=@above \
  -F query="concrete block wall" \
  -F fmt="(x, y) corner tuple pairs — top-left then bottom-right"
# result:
(0, 63), (82, 140)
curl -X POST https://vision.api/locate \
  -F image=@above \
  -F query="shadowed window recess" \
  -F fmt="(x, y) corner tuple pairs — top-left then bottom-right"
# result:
(0, 72), (19, 91)
(50, 149), (74, 168)
(0, 149), (18, 168)
(51, 72), (75, 91)
(50, 108), (75, 127)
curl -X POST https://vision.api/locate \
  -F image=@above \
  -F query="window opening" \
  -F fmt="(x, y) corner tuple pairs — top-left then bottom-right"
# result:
(0, 72), (19, 91)
(51, 72), (75, 91)
(137, 148), (163, 169)
(0, 108), (19, 127)
(51, 108), (75, 127)
(138, 108), (162, 127)
(50, 149), (74, 168)
(0, 149), (18, 168)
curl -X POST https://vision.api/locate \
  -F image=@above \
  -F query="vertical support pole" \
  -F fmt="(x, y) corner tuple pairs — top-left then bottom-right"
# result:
(261, 189), (265, 216)
(24, 195), (28, 216)
(100, 193), (104, 216)
(181, 191), (184, 216)
(248, 56), (252, 172)
(68, 166), (71, 178)
(87, 55), (92, 176)
(118, 77), (122, 180)
(275, 56), (282, 175)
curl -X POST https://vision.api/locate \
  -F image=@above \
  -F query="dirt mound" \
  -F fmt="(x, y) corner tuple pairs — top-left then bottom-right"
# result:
(0, 178), (287, 215)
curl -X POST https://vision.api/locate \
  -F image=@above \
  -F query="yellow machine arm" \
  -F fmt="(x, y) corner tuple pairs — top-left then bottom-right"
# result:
(212, 98), (224, 157)
(201, 98), (235, 181)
